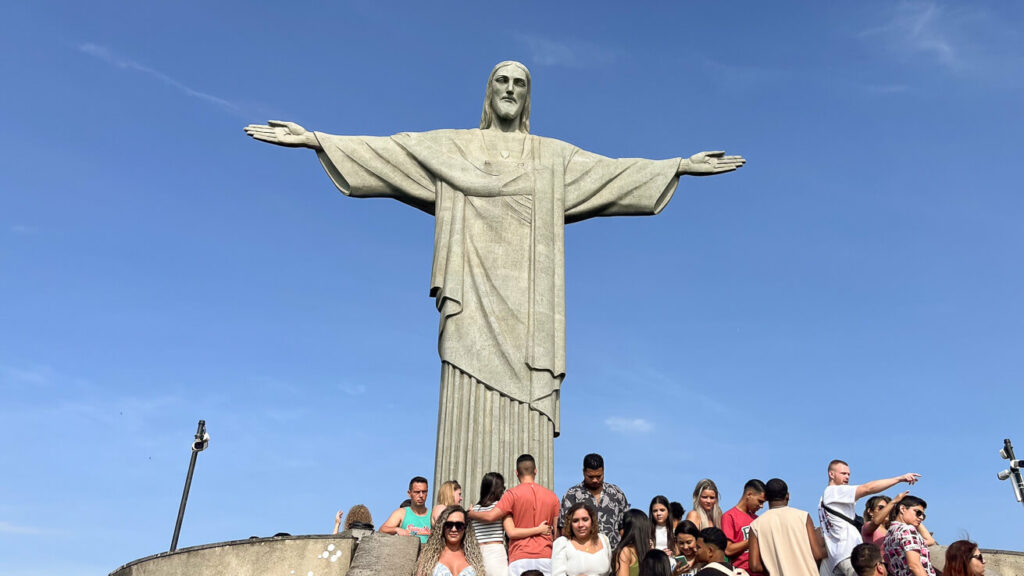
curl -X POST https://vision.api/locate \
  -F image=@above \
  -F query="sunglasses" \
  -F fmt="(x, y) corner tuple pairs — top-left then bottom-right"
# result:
(972, 553), (985, 563)
(914, 509), (926, 521)
(444, 521), (467, 532)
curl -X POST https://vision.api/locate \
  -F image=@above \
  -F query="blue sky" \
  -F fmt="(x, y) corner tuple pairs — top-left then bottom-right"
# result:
(2, 1), (1023, 574)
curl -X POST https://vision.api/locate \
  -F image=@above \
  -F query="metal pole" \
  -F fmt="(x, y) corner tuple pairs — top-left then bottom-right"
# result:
(170, 420), (206, 552)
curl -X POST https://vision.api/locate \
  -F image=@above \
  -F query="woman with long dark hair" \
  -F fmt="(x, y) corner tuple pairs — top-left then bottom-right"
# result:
(416, 506), (484, 576)
(552, 502), (611, 576)
(649, 496), (674, 556)
(943, 540), (986, 576)
(471, 472), (508, 576)
(614, 509), (653, 576)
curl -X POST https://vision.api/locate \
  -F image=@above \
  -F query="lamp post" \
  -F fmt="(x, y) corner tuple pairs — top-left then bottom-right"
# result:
(997, 438), (1024, 509)
(170, 420), (209, 552)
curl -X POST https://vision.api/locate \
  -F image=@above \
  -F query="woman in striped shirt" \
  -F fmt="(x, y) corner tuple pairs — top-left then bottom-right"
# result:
(472, 472), (509, 576)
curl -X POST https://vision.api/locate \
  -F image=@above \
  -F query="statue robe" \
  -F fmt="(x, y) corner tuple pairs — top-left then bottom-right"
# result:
(314, 128), (680, 495)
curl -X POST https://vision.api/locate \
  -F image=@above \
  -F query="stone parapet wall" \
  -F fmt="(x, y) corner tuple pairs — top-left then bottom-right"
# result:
(112, 536), (1024, 576)
(110, 535), (357, 576)
(928, 545), (1024, 576)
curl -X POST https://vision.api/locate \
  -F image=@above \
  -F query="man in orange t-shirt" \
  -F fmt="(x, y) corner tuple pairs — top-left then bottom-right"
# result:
(468, 454), (559, 576)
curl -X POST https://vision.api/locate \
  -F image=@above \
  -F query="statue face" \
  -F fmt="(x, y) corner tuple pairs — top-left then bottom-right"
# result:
(490, 64), (528, 121)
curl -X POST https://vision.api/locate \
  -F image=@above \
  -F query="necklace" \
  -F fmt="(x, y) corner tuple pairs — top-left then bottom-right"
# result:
(574, 536), (599, 553)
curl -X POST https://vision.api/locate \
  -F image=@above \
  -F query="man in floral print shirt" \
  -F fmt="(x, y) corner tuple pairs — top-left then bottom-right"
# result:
(559, 453), (630, 549)
(883, 495), (935, 576)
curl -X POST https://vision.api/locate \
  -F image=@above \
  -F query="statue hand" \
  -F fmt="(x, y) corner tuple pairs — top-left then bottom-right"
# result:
(244, 120), (321, 149)
(680, 151), (745, 176)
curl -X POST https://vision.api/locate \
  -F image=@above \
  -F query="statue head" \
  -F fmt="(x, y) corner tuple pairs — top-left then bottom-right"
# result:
(480, 60), (531, 133)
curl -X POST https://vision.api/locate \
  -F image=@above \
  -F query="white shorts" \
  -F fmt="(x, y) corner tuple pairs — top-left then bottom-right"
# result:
(508, 557), (552, 576)
(479, 542), (509, 576)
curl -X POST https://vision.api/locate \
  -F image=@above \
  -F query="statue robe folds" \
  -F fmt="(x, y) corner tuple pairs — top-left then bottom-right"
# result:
(314, 128), (680, 496)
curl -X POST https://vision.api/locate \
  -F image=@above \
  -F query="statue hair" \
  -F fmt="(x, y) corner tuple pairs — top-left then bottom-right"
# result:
(415, 506), (484, 576)
(480, 60), (531, 133)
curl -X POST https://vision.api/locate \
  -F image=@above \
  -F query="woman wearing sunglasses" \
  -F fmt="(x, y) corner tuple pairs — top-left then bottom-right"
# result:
(860, 494), (897, 546)
(882, 495), (935, 576)
(862, 492), (936, 548)
(943, 540), (986, 576)
(416, 506), (485, 576)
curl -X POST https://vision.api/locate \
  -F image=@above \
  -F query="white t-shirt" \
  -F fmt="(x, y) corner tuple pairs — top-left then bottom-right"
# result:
(818, 484), (860, 575)
(655, 525), (670, 550)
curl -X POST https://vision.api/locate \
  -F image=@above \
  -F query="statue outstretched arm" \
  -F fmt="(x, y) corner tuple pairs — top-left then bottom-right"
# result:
(678, 150), (745, 176)
(244, 120), (322, 150)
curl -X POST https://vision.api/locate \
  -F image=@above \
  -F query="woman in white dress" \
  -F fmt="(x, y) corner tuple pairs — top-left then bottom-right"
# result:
(552, 502), (612, 576)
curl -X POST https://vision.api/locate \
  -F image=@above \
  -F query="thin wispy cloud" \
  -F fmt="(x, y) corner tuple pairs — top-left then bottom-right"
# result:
(0, 364), (54, 388)
(513, 33), (616, 68)
(860, 1), (971, 70)
(699, 57), (788, 93)
(9, 224), (38, 235)
(0, 521), (48, 535)
(604, 416), (653, 434)
(78, 43), (242, 114)
(605, 365), (729, 415)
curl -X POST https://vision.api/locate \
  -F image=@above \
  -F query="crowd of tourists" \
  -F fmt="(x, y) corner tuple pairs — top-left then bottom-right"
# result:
(332, 455), (987, 576)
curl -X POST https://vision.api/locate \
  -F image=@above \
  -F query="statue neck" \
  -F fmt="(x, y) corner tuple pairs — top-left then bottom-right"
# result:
(489, 115), (521, 133)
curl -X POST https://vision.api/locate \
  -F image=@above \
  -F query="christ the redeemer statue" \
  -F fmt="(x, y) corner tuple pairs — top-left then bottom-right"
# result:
(245, 61), (744, 501)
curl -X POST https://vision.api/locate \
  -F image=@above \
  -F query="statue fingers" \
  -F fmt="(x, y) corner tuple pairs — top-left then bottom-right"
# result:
(245, 125), (279, 135)
(717, 157), (745, 167)
(244, 129), (281, 142)
(268, 119), (306, 134)
(244, 125), (279, 137)
(247, 133), (280, 143)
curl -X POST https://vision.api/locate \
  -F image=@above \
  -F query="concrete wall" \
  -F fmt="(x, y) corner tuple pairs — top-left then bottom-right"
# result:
(109, 535), (354, 576)
(929, 545), (1024, 576)
(111, 537), (1024, 576)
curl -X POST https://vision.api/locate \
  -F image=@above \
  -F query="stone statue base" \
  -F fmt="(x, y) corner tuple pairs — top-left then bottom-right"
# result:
(434, 363), (554, 503)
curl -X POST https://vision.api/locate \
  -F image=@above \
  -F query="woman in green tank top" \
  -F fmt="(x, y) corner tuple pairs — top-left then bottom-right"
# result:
(613, 509), (653, 576)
